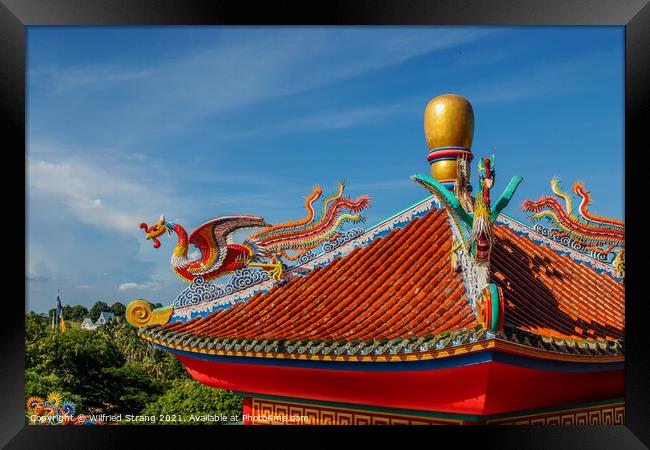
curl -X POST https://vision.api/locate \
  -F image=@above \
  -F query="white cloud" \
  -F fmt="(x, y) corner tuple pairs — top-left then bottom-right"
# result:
(46, 65), (153, 92)
(231, 97), (419, 139)
(118, 281), (160, 291)
(31, 28), (496, 143)
(27, 155), (180, 236)
(26, 272), (49, 282)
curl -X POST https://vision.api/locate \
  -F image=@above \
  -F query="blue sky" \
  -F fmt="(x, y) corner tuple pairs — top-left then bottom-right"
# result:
(26, 26), (624, 313)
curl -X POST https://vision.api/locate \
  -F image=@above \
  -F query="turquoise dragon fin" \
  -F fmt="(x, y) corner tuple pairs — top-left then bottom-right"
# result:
(410, 174), (474, 227)
(490, 175), (523, 223)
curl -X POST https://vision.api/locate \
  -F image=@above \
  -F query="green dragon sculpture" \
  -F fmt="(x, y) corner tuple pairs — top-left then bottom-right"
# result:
(411, 155), (523, 333)
(411, 155), (522, 264)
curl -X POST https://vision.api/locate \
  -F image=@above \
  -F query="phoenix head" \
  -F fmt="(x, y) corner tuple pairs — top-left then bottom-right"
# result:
(477, 155), (495, 190)
(140, 214), (173, 248)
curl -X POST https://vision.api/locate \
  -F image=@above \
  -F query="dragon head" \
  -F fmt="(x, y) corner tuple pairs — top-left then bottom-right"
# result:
(140, 214), (173, 248)
(477, 155), (495, 191)
(473, 155), (496, 262)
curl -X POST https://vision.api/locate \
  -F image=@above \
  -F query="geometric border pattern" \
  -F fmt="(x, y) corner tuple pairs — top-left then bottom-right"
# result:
(246, 397), (624, 425)
(247, 397), (462, 425)
(486, 402), (625, 425)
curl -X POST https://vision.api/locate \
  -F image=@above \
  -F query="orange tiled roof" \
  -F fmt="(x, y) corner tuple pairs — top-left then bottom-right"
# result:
(146, 206), (624, 356)
(161, 208), (477, 342)
(492, 225), (624, 341)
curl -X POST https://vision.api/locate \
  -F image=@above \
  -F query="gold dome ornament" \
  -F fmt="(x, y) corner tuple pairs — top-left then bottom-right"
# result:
(424, 94), (475, 187)
(424, 94), (474, 150)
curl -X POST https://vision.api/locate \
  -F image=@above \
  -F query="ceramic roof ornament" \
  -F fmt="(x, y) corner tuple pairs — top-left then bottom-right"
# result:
(411, 94), (523, 332)
(139, 184), (370, 285)
(522, 178), (625, 278)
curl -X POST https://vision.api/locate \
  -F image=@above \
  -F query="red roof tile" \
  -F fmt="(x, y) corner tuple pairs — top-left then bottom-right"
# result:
(157, 206), (624, 348)
(491, 225), (624, 341)
(163, 208), (477, 341)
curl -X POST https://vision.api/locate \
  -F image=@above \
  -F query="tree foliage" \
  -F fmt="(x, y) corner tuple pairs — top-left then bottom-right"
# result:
(67, 305), (89, 322)
(47, 301), (125, 324)
(46, 305), (89, 324)
(89, 301), (111, 321)
(110, 301), (126, 319)
(25, 308), (241, 422)
(141, 380), (243, 425)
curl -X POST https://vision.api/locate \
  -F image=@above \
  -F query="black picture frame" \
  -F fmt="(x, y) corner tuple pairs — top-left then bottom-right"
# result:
(3, 0), (648, 447)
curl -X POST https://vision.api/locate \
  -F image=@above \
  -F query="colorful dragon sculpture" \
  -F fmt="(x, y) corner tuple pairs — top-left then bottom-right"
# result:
(410, 155), (522, 334)
(522, 178), (624, 277)
(411, 155), (523, 264)
(140, 183), (370, 283)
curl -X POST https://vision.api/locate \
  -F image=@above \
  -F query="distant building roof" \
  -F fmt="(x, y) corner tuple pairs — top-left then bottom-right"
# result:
(80, 318), (96, 330)
(96, 311), (115, 324)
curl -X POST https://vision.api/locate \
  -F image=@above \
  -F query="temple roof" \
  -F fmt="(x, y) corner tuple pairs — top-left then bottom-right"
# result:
(140, 204), (624, 359)
(492, 225), (624, 342)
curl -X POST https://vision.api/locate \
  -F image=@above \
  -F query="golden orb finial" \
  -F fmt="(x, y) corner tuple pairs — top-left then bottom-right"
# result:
(424, 94), (475, 186)
(424, 94), (474, 150)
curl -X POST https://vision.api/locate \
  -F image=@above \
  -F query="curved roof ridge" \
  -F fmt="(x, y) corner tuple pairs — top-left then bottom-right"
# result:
(170, 195), (442, 321)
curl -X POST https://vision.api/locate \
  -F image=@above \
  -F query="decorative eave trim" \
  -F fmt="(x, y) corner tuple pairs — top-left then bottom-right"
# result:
(138, 324), (623, 363)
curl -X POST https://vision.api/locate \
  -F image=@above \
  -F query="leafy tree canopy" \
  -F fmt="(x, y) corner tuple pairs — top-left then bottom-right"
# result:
(110, 301), (127, 319)
(89, 301), (111, 321)
(24, 306), (224, 422)
(141, 380), (243, 425)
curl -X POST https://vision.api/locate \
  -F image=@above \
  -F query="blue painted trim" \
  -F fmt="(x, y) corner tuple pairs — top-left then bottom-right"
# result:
(491, 351), (623, 373)
(429, 146), (471, 152)
(158, 344), (623, 373)
(162, 345), (491, 371)
(428, 156), (458, 162)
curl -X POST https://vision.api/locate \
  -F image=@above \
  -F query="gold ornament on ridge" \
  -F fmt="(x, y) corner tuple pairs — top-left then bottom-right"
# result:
(126, 299), (173, 328)
(424, 94), (474, 151)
